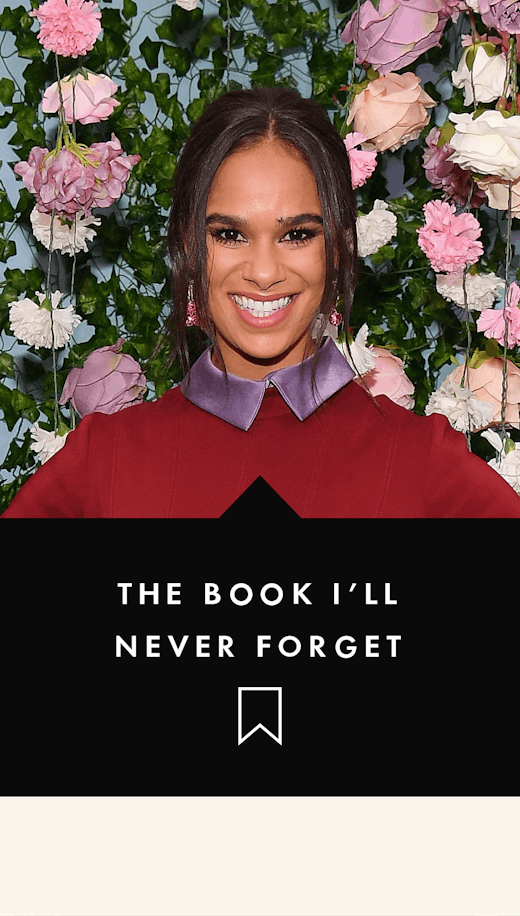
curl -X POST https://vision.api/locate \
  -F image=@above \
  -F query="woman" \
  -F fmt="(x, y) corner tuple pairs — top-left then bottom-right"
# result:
(3, 87), (520, 517)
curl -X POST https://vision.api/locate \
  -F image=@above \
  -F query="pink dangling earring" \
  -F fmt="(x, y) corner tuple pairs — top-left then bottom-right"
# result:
(185, 282), (199, 327)
(329, 306), (342, 326)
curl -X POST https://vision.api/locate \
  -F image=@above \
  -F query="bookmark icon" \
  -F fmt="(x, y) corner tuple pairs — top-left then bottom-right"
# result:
(238, 687), (282, 745)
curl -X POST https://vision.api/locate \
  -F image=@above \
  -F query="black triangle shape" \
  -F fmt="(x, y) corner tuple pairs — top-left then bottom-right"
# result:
(220, 475), (300, 518)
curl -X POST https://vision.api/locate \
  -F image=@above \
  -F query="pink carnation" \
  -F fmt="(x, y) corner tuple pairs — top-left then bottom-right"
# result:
(417, 200), (483, 273)
(422, 127), (486, 208)
(30, 0), (102, 58)
(60, 338), (147, 416)
(477, 281), (520, 347)
(344, 132), (377, 189)
(14, 135), (140, 217)
(341, 0), (447, 76)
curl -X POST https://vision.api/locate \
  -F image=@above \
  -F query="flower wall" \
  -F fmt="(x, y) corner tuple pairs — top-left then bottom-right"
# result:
(1, 0), (520, 510)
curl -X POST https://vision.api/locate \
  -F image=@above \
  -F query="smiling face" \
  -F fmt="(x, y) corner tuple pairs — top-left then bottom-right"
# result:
(205, 139), (327, 379)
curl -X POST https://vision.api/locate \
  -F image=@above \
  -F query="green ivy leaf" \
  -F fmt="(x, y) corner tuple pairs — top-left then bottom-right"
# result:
(139, 37), (162, 70)
(0, 77), (15, 106)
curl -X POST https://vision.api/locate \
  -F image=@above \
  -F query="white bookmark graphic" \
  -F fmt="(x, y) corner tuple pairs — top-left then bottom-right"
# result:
(238, 687), (282, 745)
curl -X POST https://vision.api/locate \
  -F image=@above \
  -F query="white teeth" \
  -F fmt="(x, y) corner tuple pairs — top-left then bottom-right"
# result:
(233, 295), (292, 316)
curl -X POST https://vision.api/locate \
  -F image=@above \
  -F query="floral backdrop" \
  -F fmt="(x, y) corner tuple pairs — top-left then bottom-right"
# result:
(1, 0), (520, 511)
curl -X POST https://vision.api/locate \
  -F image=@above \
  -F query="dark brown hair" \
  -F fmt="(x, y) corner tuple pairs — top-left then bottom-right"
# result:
(166, 86), (359, 379)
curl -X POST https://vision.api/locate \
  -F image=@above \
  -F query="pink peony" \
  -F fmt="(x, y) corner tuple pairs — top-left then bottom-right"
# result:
(30, 0), (102, 58)
(417, 200), (483, 272)
(479, 0), (520, 34)
(347, 72), (435, 153)
(343, 132), (377, 188)
(60, 338), (147, 416)
(87, 135), (141, 209)
(477, 281), (520, 347)
(14, 146), (97, 216)
(354, 347), (415, 408)
(14, 135), (140, 216)
(422, 127), (486, 208)
(341, 0), (446, 76)
(42, 72), (119, 125)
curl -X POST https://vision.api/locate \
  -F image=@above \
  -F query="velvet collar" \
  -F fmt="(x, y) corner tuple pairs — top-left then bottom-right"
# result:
(180, 337), (355, 431)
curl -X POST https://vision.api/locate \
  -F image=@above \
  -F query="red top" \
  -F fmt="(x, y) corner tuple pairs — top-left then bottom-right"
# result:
(3, 380), (520, 517)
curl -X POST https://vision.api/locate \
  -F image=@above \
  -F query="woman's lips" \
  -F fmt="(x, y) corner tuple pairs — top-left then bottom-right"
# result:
(230, 293), (298, 327)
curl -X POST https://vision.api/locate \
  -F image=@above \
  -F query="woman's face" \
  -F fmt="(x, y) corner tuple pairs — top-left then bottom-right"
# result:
(205, 139), (327, 379)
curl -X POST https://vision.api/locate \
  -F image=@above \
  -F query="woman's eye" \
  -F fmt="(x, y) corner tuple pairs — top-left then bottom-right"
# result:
(282, 228), (317, 244)
(211, 228), (245, 245)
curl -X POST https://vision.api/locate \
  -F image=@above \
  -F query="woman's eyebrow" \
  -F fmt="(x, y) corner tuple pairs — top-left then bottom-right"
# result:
(205, 212), (324, 227)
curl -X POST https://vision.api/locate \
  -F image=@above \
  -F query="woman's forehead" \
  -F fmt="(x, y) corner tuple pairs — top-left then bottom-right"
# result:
(206, 139), (322, 218)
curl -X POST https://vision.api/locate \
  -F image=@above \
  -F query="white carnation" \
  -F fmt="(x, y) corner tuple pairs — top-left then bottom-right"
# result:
(481, 428), (520, 494)
(356, 200), (397, 257)
(30, 423), (70, 464)
(30, 208), (101, 255)
(334, 323), (376, 376)
(9, 291), (81, 349)
(425, 377), (494, 432)
(436, 271), (505, 312)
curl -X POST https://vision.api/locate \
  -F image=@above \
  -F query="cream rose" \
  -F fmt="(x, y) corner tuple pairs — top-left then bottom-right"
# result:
(448, 110), (520, 180)
(347, 72), (436, 153)
(451, 43), (508, 105)
(475, 174), (520, 214)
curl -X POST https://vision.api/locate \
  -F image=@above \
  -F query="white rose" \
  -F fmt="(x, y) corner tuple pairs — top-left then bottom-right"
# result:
(448, 110), (520, 181)
(452, 44), (508, 105)
(356, 200), (397, 257)
(436, 271), (505, 311)
(175, 0), (198, 8)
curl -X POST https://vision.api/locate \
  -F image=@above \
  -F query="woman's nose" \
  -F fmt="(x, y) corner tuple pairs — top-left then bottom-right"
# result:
(241, 241), (286, 290)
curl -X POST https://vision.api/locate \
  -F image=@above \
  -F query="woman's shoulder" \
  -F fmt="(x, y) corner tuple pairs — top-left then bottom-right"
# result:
(84, 384), (187, 433)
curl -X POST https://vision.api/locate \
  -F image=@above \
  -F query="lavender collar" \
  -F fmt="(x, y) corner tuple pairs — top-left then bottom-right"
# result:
(180, 337), (355, 431)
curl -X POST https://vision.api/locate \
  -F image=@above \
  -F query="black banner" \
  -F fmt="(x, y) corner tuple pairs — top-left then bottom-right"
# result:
(1, 519), (515, 797)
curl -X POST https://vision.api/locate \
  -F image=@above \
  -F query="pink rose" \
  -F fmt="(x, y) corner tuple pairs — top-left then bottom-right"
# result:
(30, 0), (102, 58)
(343, 132), (377, 188)
(422, 127), (486, 208)
(448, 358), (520, 427)
(479, 0), (520, 34)
(417, 200), (483, 272)
(347, 72), (435, 153)
(42, 72), (120, 125)
(354, 347), (415, 408)
(477, 281), (520, 347)
(60, 338), (147, 417)
(341, 0), (446, 76)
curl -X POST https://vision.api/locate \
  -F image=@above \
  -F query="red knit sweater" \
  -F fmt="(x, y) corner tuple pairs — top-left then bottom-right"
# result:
(3, 381), (520, 517)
